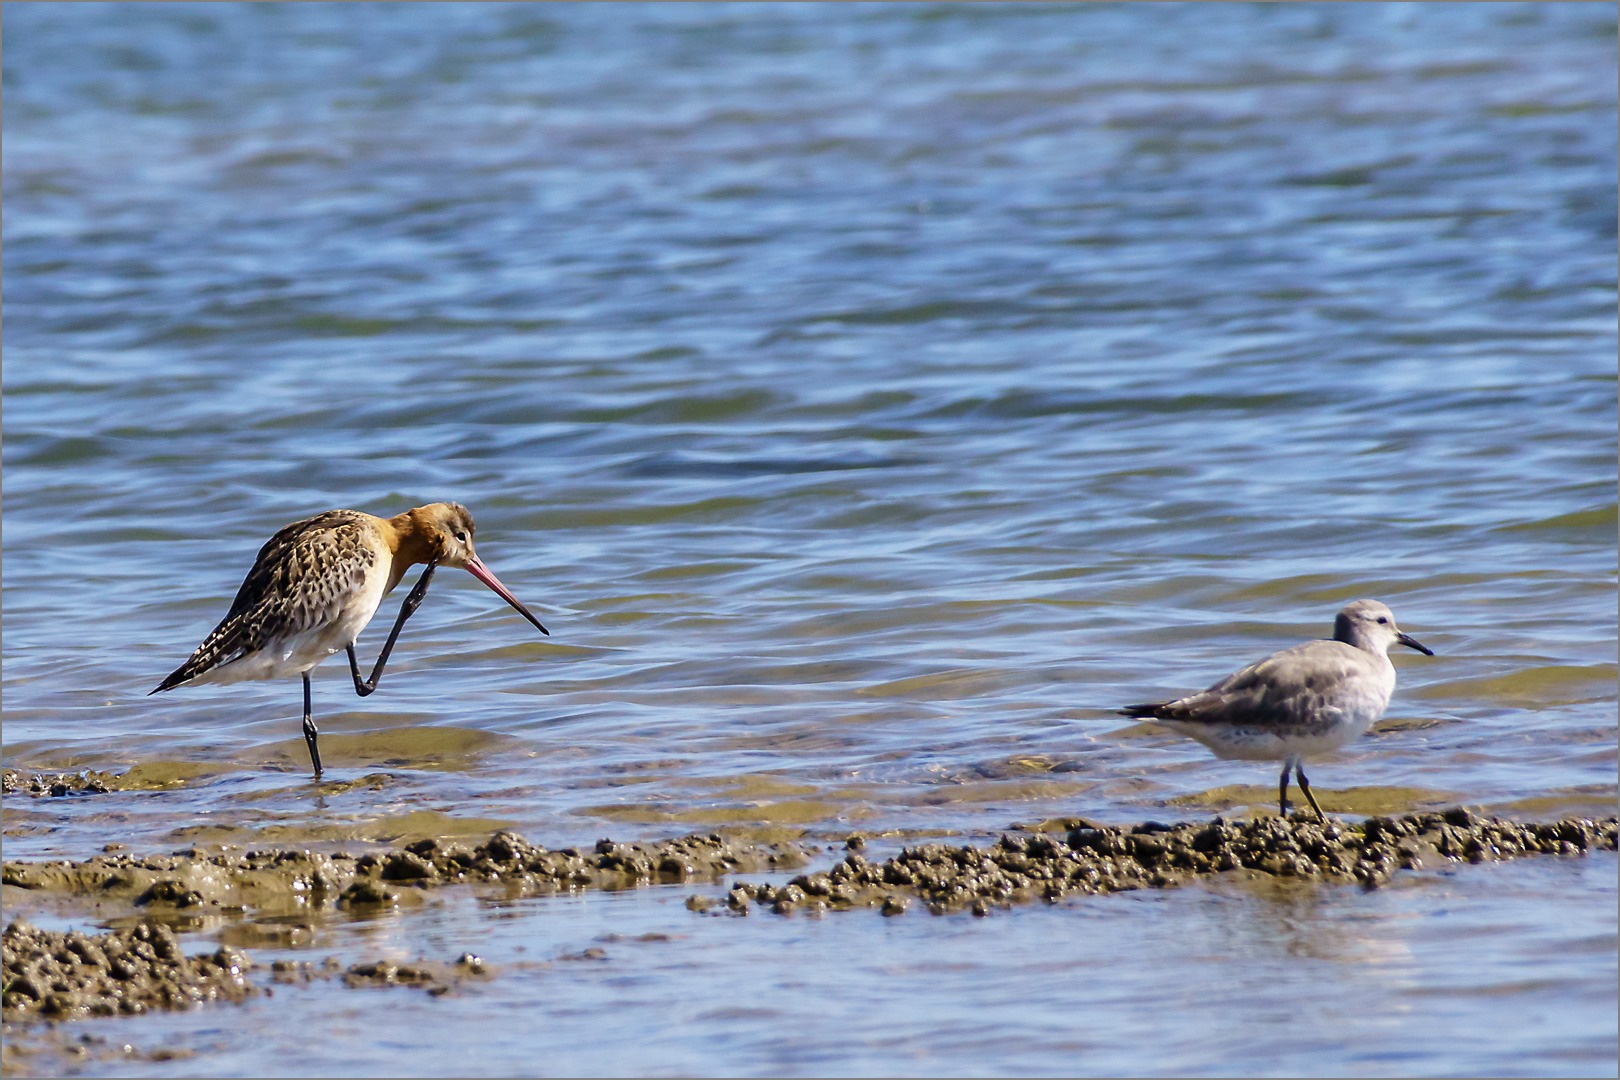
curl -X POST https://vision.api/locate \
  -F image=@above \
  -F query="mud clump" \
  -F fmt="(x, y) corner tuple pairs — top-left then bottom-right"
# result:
(720, 812), (1619, 916)
(0, 922), (496, 1024)
(339, 953), (490, 997)
(1, 770), (111, 798)
(0, 917), (497, 1023)
(1, 921), (254, 1020)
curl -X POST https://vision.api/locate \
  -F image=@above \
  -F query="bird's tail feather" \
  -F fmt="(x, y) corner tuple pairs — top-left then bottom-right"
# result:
(150, 666), (193, 695)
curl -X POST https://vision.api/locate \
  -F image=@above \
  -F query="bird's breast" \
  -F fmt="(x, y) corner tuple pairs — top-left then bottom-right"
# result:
(257, 553), (394, 677)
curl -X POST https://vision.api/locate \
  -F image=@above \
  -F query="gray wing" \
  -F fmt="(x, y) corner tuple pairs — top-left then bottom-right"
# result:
(1128, 640), (1371, 729)
(152, 511), (380, 691)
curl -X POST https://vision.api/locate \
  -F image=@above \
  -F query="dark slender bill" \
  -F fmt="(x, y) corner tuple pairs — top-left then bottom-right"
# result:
(1396, 632), (1433, 656)
(464, 556), (549, 635)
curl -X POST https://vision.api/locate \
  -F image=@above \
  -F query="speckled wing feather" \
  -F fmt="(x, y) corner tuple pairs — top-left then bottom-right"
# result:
(152, 511), (380, 692)
(1125, 640), (1372, 729)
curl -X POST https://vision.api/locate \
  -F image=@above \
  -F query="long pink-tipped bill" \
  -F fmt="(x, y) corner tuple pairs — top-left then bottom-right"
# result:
(465, 556), (549, 635)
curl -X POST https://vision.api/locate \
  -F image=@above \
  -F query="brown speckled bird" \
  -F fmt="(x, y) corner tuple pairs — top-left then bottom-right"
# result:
(152, 502), (549, 778)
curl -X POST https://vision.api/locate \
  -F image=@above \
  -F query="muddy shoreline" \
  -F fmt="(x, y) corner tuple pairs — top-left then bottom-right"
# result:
(1, 825), (807, 1030)
(713, 809), (1617, 916)
(5, 790), (1615, 1036)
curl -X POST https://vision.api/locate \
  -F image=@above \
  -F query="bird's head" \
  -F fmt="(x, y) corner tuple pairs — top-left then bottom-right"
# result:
(1333, 599), (1431, 657)
(403, 502), (548, 635)
(412, 501), (479, 569)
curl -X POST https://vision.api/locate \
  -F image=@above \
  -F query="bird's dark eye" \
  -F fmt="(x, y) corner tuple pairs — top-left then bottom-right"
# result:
(1376, 616), (1389, 624)
(454, 530), (467, 542)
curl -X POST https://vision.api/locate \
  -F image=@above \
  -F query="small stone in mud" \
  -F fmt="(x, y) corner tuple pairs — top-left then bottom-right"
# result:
(338, 880), (397, 907)
(378, 851), (436, 882)
(135, 879), (207, 908)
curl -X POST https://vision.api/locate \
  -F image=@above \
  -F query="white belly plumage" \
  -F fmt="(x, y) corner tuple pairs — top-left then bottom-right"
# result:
(1161, 713), (1379, 762)
(186, 570), (390, 686)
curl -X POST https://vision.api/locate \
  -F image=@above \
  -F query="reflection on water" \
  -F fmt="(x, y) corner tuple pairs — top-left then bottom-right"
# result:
(3, 2), (1615, 1075)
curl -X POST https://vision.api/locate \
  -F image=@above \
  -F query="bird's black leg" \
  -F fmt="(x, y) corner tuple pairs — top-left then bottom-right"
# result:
(348, 561), (438, 697)
(1277, 763), (1291, 819)
(1295, 762), (1327, 822)
(302, 671), (323, 779)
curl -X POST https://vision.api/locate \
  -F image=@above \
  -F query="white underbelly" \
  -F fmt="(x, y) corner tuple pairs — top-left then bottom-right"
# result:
(1158, 712), (1379, 762)
(190, 569), (391, 685)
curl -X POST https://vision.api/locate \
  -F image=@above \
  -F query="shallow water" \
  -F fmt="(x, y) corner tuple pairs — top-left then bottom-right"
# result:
(6, 853), (1617, 1079)
(3, 3), (1616, 1075)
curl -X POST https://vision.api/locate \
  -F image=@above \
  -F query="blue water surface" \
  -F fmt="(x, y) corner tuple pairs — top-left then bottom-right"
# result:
(4, 4), (1616, 1076)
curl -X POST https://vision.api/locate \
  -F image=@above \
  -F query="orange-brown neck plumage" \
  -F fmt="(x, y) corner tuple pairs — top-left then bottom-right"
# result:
(380, 502), (478, 592)
(385, 508), (444, 572)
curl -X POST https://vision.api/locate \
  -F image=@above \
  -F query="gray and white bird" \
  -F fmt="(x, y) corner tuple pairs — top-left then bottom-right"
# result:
(1120, 599), (1433, 820)
(152, 502), (549, 778)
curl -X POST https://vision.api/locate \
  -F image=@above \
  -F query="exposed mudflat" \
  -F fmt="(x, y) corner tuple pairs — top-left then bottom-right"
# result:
(4, 808), (1614, 1040)
(712, 810), (1619, 916)
(2, 829), (803, 918)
